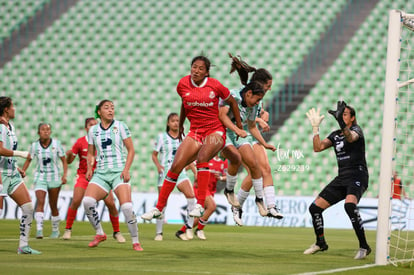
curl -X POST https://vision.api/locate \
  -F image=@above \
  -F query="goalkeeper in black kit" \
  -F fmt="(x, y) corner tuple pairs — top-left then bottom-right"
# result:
(304, 101), (371, 260)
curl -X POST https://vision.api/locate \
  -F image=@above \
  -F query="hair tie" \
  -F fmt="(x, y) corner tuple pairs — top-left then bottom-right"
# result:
(94, 105), (100, 119)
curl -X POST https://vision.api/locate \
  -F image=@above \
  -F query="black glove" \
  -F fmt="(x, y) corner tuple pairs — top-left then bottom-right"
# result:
(328, 101), (347, 129)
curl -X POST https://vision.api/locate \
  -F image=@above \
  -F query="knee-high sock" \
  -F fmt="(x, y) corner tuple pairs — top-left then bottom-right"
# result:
(65, 207), (77, 229)
(156, 218), (163, 235)
(252, 177), (264, 199)
(83, 196), (104, 235)
(109, 214), (120, 232)
(186, 198), (196, 229)
(196, 162), (210, 207)
(156, 170), (178, 211)
(121, 202), (139, 244)
(237, 188), (250, 208)
(264, 185), (276, 208)
(19, 202), (33, 248)
(51, 216), (60, 232)
(34, 212), (44, 231)
(309, 203), (325, 244)
(345, 203), (369, 248)
(226, 172), (238, 191)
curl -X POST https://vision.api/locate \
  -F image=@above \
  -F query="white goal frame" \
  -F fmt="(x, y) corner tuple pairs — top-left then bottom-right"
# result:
(376, 9), (414, 266)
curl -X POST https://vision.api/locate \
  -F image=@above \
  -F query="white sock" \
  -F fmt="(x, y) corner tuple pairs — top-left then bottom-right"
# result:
(121, 202), (139, 244)
(264, 186), (276, 208)
(237, 189), (250, 208)
(155, 218), (163, 235)
(252, 177), (264, 199)
(186, 198), (196, 229)
(0, 208), (2, 216)
(51, 215), (60, 232)
(20, 202), (34, 247)
(226, 172), (238, 191)
(83, 196), (104, 235)
(34, 212), (44, 231)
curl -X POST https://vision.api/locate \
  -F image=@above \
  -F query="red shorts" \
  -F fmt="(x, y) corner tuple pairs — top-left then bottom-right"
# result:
(74, 173), (89, 190)
(187, 125), (226, 145)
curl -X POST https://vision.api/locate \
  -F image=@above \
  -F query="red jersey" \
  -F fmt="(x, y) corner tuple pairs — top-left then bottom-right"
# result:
(208, 157), (228, 194)
(71, 136), (96, 175)
(177, 75), (231, 131)
(392, 178), (403, 200)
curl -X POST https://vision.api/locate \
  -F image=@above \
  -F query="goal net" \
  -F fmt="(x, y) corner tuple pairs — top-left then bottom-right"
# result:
(377, 10), (414, 266)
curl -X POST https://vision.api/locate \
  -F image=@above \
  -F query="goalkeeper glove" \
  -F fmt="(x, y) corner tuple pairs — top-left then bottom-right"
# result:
(306, 108), (325, 135)
(328, 101), (347, 129)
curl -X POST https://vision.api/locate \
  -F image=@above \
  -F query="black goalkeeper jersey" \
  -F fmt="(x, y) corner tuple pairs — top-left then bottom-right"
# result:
(327, 124), (368, 175)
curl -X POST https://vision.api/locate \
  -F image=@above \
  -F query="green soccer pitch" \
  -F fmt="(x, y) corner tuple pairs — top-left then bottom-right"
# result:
(0, 220), (411, 274)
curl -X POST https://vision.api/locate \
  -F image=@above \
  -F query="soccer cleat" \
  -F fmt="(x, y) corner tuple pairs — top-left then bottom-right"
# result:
(88, 234), (107, 247)
(303, 243), (329, 255)
(175, 230), (189, 241)
(17, 246), (42, 255)
(195, 229), (206, 240)
(186, 228), (194, 240)
(232, 206), (243, 226)
(255, 197), (268, 216)
(113, 231), (126, 243)
(132, 243), (143, 251)
(267, 206), (284, 219)
(354, 247), (372, 260)
(189, 204), (204, 217)
(224, 188), (240, 207)
(141, 208), (163, 220)
(50, 230), (60, 239)
(62, 229), (72, 240)
(154, 233), (163, 241)
(36, 230), (43, 239)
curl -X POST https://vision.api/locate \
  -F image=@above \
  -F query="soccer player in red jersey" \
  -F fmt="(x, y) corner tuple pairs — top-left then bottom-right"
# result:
(142, 55), (243, 220)
(62, 117), (125, 243)
(191, 155), (228, 240)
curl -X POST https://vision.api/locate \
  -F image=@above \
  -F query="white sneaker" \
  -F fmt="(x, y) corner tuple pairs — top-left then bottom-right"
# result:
(62, 229), (71, 240)
(175, 230), (188, 241)
(195, 229), (206, 240)
(141, 208), (163, 220)
(354, 247), (371, 260)
(255, 197), (268, 216)
(113, 231), (126, 243)
(154, 233), (163, 241)
(232, 206), (243, 226)
(186, 228), (194, 240)
(303, 243), (329, 255)
(224, 188), (240, 207)
(189, 204), (204, 217)
(267, 206), (284, 219)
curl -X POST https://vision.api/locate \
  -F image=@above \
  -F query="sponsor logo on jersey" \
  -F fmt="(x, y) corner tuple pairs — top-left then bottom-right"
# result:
(186, 101), (214, 107)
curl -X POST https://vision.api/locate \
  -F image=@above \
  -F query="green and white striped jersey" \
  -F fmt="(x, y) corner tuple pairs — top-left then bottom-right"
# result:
(153, 132), (180, 169)
(88, 120), (131, 172)
(0, 123), (19, 176)
(29, 138), (65, 182)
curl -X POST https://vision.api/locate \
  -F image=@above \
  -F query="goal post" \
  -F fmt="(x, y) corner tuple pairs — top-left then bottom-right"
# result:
(376, 10), (414, 266)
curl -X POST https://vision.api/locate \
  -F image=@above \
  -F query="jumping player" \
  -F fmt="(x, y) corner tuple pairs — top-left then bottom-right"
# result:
(63, 117), (125, 243)
(142, 55), (243, 221)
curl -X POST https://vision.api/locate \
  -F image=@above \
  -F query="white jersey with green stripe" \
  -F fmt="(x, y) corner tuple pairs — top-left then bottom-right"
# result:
(88, 120), (131, 172)
(0, 123), (19, 176)
(153, 132), (180, 169)
(220, 88), (259, 132)
(29, 138), (65, 182)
